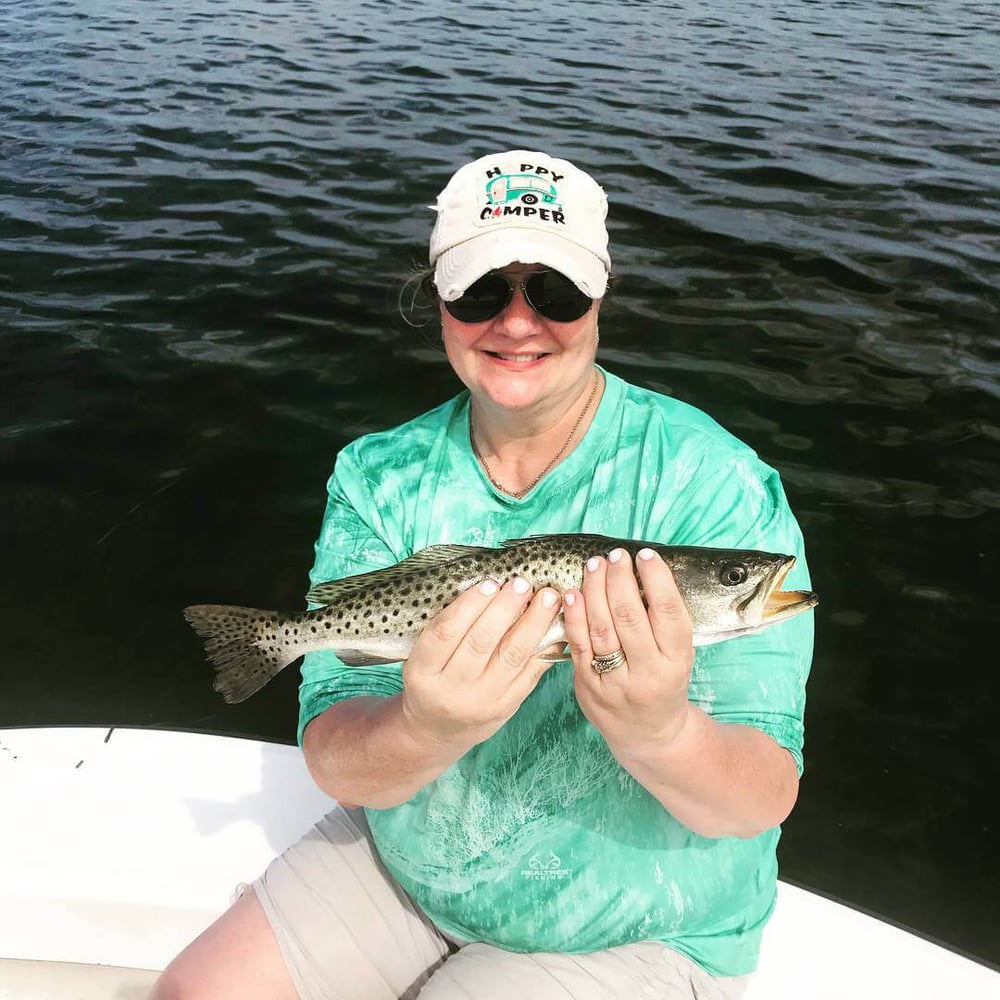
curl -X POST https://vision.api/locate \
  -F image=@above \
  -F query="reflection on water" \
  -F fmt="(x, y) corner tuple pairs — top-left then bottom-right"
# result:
(2, 0), (998, 966)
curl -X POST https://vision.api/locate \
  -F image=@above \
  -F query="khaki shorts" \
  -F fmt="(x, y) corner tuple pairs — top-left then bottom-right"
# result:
(253, 807), (750, 1000)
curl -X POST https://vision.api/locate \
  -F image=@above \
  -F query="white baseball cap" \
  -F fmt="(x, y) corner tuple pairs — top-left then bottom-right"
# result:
(429, 149), (611, 302)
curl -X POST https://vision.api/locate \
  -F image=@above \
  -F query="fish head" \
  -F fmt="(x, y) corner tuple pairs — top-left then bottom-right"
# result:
(665, 547), (818, 644)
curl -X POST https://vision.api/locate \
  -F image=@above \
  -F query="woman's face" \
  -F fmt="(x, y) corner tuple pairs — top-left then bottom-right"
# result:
(439, 263), (602, 418)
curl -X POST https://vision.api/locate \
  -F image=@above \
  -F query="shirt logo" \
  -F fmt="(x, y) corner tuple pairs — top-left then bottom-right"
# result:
(521, 850), (572, 881)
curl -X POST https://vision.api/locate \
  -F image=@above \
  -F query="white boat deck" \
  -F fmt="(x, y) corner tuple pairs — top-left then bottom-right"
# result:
(0, 958), (156, 999)
(1, 727), (997, 999)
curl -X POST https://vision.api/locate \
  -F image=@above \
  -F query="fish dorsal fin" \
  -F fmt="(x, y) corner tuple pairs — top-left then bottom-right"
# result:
(306, 544), (489, 606)
(500, 536), (543, 549)
(500, 533), (609, 549)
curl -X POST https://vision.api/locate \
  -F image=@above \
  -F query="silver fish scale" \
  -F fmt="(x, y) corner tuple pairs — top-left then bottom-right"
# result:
(296, 535), (680, 656)
(307, 539), (586, 644)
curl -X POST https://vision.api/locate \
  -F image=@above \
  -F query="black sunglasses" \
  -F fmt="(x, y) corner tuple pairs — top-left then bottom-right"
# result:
(443, 270), (594, 324)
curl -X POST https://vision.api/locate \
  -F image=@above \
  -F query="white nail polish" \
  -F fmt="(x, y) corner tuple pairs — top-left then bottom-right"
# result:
(586, 556), (601, 572)
(479, 580), (498, 595)
(637, 548), (654, 561)
(608, 548), (623, 564)
(512, 577), (530, 594)
(564, 591), (577, 607)
(541, 589), (557, 609)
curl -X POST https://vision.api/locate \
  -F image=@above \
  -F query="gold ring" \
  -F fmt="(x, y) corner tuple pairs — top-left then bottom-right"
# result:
(591, 648), (626, 673)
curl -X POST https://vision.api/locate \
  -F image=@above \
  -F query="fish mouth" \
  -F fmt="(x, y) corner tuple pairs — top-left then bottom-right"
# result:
(759, 556), (819, 622)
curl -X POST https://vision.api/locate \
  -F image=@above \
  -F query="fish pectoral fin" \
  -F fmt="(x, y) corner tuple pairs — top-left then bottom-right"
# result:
(306, 544), (490, 605)
(335, 649), (404, 667)
(534, 642), (570, 662)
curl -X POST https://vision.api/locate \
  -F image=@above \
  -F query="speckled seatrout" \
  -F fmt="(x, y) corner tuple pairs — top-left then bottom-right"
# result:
(184, 533), (817, 704)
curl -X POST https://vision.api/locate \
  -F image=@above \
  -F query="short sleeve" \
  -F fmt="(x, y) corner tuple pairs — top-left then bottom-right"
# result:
(658, 446), (814, 774)
(296, 449), (407, 746)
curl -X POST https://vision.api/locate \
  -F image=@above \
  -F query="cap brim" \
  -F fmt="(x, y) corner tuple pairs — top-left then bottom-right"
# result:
(434, 229), (609, 302)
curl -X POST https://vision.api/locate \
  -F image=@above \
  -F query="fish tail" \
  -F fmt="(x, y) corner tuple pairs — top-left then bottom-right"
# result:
(183, 604), (298, 704)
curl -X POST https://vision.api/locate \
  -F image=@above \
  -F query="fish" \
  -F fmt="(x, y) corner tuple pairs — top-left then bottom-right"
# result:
(184, 533), (818, 704)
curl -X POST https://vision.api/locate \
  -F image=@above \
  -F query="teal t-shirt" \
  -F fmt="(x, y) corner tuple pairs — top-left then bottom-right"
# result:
(298, 367), (813, 977)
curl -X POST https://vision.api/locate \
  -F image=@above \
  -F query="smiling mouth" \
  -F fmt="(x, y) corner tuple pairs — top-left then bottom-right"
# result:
(487, 351), (547, 362)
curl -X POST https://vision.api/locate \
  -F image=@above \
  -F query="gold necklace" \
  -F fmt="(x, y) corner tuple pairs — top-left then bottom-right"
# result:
(470, 370), (600, 499)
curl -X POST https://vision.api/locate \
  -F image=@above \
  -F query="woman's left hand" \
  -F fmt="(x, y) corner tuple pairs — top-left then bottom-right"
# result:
(563, 547), (695, 754)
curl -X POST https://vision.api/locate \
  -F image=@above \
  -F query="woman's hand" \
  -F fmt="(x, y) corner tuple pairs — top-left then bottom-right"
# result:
(400, 577), (561, 753)
(563, 547), (695, 755)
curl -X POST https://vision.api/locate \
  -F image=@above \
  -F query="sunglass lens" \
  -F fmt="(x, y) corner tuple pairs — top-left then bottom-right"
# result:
(444, 274), (511, 323)
(524, 271), (593, 322)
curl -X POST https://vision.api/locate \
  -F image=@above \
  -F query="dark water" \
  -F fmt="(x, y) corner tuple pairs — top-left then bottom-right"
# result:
(2, 0), (998, 966)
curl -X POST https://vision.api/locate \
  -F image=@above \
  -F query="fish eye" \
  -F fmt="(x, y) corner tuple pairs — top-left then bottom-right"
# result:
(720, 563), (749, 587)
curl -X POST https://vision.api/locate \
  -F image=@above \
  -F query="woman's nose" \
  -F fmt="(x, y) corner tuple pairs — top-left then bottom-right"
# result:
(493, 284), (541, 334)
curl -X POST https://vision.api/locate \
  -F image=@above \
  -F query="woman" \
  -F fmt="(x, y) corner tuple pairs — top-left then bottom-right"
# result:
(154, 150), (813, 999)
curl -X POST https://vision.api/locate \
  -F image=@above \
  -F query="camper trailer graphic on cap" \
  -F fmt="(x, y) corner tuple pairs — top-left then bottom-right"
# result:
(485, 173), (561, 208)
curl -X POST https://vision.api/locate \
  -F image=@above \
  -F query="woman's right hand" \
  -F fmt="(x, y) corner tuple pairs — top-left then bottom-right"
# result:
(400, 577), (561, 751)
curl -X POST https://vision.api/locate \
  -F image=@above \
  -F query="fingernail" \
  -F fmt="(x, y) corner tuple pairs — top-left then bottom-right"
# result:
(541, 589), (558, 609)
(608, 548), (624, 564)
(637, 548), (654, 561)
(586, 556), (601, 573)
(479, 579), (498, 595)
(512, 576), (530, 594)
(564, 591), (577, 607)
